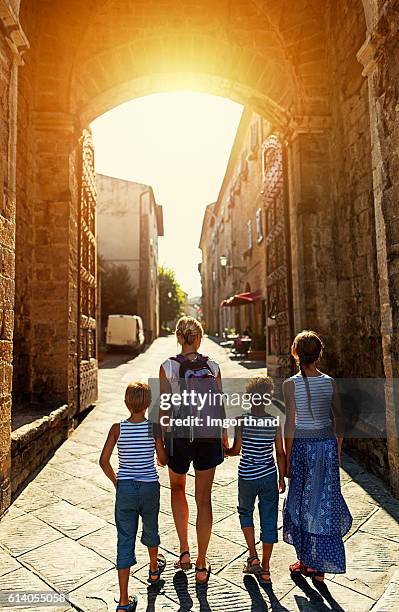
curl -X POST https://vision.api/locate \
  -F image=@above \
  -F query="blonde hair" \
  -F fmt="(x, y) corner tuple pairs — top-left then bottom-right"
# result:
(175, 316), (204, 346)
(125, 381), (152, 413)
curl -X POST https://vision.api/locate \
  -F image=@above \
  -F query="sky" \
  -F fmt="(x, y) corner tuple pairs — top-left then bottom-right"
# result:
(91, 92), (243, 297)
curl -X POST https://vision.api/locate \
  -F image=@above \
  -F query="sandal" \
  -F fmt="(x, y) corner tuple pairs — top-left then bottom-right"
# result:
(243, 554), (262, 575)
(311, 572), (325, 583)
(289, 560), (324, 580)
(115, 595), (138, 612)
(174, 550), (192, 571)
(148, 554), (166, 584)
(195, 560), (211, 585)
(289, 560), (306, 574)
(258, 568), (272, 583)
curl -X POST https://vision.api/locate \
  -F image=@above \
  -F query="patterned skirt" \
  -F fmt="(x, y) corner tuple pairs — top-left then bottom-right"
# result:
(283, 428), (352, 574)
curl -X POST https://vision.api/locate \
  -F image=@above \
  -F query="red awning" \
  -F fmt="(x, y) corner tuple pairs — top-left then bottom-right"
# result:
(220, 290), (264, 308)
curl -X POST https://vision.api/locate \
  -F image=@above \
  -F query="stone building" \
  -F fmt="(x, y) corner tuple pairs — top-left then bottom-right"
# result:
(0, 0), (399, 515)
(97, 174), (163, 344)
(200, 110), (270, 352)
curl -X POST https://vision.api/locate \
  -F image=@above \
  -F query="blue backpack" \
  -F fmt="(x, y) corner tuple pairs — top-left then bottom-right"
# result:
(170, 353), (224, 441)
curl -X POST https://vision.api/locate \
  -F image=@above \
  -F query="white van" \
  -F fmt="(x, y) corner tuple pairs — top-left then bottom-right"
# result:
(106, 315), (145, 351)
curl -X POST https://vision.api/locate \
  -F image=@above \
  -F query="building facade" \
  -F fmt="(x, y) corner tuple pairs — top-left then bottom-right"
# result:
(97, 174), (163, 343)
(200, 111), (270, 352)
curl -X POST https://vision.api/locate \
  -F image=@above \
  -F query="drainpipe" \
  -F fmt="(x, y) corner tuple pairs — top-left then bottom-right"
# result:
(139, 189), (152, 344)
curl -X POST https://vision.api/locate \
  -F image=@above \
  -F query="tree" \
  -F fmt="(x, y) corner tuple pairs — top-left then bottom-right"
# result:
(158, 266), (185, 329)
(99, 256), (137, 323)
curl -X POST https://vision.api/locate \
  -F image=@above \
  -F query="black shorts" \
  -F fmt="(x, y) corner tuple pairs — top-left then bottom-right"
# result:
(166, 437), (224, 474)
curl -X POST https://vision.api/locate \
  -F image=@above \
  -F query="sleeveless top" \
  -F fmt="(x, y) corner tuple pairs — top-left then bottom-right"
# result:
(238, 413), (277, 480)
(116, 419), (158, 481)
(161, 355), (219, 394)
(291, 372), (333, 430)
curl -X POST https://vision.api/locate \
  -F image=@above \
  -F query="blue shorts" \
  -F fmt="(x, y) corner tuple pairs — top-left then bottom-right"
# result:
(115, 479), (160, 569)
(238, 472), (279, 544)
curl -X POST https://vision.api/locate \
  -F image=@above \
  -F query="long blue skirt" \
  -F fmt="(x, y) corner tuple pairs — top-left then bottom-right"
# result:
(283, 429), (352, 574)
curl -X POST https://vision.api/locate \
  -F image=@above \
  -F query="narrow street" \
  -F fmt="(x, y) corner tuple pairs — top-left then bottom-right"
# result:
(1, 336), (398, 611)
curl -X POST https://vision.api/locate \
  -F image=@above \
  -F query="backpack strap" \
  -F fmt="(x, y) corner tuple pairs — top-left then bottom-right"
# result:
(170, 355), (185, 364)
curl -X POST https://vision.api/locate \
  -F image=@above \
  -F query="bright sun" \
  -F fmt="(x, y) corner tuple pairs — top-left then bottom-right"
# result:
(91, 91), (243, 296)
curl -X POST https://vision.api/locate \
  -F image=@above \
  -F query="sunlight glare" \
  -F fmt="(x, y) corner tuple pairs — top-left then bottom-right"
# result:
(91, 92), (243, 296)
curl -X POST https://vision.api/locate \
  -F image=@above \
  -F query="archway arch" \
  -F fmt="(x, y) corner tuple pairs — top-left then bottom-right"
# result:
(14, 0), (377, 401)
(8, 0), (396, 502)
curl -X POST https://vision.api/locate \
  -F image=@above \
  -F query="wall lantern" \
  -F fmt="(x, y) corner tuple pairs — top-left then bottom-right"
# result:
(220, 254), (228, 267)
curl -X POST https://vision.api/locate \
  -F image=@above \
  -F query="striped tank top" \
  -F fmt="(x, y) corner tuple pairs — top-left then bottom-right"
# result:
(117, 419), (158, 481)
(238, 413), (277, 481)
(291, 372), (333, 430)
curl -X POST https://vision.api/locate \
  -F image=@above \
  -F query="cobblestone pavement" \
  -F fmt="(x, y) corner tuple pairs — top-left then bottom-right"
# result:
(1, 337), (399, 611)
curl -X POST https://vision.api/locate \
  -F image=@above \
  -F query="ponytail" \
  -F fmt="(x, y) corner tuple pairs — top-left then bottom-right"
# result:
(299, 360), (314, 418)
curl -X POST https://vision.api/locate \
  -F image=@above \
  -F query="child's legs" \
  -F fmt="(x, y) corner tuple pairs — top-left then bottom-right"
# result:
(139, 481), (161, 569)
(238, 477), (258, 556)
(258, 473), (279, 568)
(115, 481), (140, 604)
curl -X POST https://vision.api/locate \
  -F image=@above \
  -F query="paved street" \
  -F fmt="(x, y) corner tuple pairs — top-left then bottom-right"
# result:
(1, 336), (399, 611)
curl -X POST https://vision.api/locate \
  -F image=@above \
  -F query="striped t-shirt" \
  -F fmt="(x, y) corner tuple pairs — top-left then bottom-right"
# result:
(238, 413), (277, 481)
(117, 419), (158, 481)
(291, 372), (333, 429)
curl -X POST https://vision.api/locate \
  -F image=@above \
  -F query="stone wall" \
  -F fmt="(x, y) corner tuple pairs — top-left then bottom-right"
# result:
(11, 405), (69, 496)
(327, 0), (384, 379)
(0, 23), (18, 516)
(13, 1), (38, 407)
(357, 0), (399, 495)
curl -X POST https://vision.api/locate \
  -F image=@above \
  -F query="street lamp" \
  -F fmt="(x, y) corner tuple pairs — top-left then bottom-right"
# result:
(167, 291), (172, 299)
(219, 254), (247, 273)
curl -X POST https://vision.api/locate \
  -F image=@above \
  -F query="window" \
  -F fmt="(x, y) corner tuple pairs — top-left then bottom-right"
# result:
(240, 150), (248, 179)
(256, 208), (264, 243)
(250, 122), (259, 152)
(247, 220), (253, 250)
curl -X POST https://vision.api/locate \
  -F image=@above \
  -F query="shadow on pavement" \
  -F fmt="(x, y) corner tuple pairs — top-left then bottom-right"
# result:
(146, 580), (166, 611)
(238, 360), (267, 369)
(172, 571), (194, 611)
(243, 574), (290, 611)
(341, 453), (399, 523)
(290, 573), (344, 611)
(99, 351), (136, 369)
(195, 583), (211, 612)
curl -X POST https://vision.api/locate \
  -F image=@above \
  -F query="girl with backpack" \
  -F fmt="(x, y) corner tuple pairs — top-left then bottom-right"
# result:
(159, 316), (226, 584)
(283, 330), (352, 582)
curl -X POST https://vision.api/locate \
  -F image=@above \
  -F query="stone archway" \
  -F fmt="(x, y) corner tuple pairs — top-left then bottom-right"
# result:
(0, 0), (397, 516)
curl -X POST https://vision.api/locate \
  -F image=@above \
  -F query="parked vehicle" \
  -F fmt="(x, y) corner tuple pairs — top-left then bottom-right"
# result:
(106, 315), (145, 351)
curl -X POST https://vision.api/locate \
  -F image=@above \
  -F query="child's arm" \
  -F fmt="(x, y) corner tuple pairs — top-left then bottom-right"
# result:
(99, 423), (119, 487)
(224, 423), (242, 456)
(275, 424), (286, 493)
(283, 379), (296, 478)
(155, 436), (168, 467)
